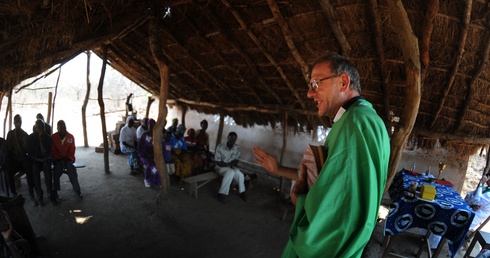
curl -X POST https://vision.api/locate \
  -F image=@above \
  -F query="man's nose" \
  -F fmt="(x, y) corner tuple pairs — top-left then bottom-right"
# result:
(307, 87), (315, 98)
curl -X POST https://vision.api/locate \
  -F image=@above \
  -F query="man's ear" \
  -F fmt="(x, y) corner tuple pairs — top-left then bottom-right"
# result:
(340, 73), (350, 90)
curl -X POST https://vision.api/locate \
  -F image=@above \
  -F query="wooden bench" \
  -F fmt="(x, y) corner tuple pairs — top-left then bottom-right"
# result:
(181, 171), (220, 199)
(14, 162), (85, 186)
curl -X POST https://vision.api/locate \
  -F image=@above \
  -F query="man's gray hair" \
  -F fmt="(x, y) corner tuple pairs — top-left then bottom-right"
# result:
(309, 52), (361, 92)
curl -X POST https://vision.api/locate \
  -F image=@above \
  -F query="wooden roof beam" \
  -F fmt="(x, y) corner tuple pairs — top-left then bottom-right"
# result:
(105, 44), (161, 94)
(160, 26), (243, 104)
(414, 128), (490, 145)
(266, 0), (309, 82)
(169, 98), (317, 116)
(176, 8), (264, 105)
(197, 0), (283, 104)
(454, 32), (490, 132)
(220, 0), (307, 109)
(157, 45), (222, 102)
(419, 0), (439, 79)
(368, 0), (391, 125)
(318, 0), (351, 56)
(133, 26), (220, 101)
(430, 0), (473, 130)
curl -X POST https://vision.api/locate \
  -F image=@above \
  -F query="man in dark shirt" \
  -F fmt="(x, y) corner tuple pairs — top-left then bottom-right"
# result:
(27, 120), (53, 206)
(5, 115), (32, 198)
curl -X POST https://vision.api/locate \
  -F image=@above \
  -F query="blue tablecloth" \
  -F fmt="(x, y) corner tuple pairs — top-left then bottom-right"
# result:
(384, 169), (475, 257)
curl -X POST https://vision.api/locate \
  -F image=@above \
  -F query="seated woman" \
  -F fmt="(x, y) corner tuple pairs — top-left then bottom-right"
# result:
(137, 119), (160, 188)
(185, 128), (203, 174)
(185, 128), (197, 151)
(194, 120), (213, 172)
(171, 125), (192, 179)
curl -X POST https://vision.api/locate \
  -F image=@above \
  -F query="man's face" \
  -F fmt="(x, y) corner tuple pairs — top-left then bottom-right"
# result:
(35, 120), (44, 134)
(201, 121), (208, 130)
(307, 62), (345, 118)
(57, 121), (67, 134)
(227, 135), (237, 145)
(14, 117), (22, 129)
(128, 119), (134, 127)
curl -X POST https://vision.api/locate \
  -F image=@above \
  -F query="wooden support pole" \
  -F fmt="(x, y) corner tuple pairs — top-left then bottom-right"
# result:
(484, 146), (490, 176)
(149, 15), (170, 203)
(385, 0), (421, 192)
(0, 92), (4, 136)
(216, 114), (225, 147)
(279, 112), (288, 193)
(3, 90), (12, 138)
(51, 66), (62, 127)
(181, 106), (187, 129)
(47, 92), (52, 126)
(145, 96), (155, 119)
(98, 45), (110, 174)
(8, 91), (11, 133)
(82, 51), (91, 147)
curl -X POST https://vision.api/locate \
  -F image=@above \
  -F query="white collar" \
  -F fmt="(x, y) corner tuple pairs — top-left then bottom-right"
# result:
(333, 107), (346, 123)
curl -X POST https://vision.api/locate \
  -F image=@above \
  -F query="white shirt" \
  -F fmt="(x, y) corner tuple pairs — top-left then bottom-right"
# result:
(465, 186), (490, 231)
(119, 125), (137, 150)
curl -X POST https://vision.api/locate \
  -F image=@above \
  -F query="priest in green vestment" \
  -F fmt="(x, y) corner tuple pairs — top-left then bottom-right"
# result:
(254, 52), (390, 258)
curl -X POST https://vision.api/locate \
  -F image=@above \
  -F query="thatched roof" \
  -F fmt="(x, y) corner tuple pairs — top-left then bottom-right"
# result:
(1, 0), (489, 149)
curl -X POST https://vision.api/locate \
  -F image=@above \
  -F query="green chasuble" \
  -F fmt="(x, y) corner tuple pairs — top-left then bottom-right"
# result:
(282, 99), (390, 258)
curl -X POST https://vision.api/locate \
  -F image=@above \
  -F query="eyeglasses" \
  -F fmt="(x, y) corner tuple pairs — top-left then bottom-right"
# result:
(308, 74), (339, 92)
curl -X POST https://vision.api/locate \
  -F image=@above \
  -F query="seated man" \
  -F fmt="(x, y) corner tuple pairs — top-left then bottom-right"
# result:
(119, 116), (141, 175)
(5, 115), (32, 198)
(51, 120), (83, 200)
(214, 132), (247, 203)
(429, 173), (490, 248)
(27, 120), (52, 206)
(36, 113), (51, 136)
(465, 174), (490, 231)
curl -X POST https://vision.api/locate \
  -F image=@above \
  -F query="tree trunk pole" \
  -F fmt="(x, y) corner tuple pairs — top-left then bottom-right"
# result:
(51, 66), (62, 127)
(8, 91), (11, 133)
(145, 96), (155, 119)
(484, 146), (490, 176)
(216, 114), (225, 147)
(181, 107), (187, 129)
(0, 92), (3, 136)
(82, 51), (92, 147)
(385, 0), (422, 192)
(279, 112), (288, 193)
(47, 92), (52, 126)
(149, 15), (170, 202)
(3, 90), (12, 138)
(98, 45), (110, 174)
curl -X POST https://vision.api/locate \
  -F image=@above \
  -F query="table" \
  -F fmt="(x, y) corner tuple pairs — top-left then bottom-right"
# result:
(384, 169), (475, 257)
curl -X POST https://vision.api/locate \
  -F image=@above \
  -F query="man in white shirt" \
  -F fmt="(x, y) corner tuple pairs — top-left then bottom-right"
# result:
(119, 116), (141, 175)
(214, 132), (247, 204)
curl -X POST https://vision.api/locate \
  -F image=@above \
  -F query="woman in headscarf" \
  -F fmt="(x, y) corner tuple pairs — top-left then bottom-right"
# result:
(119, 116), (141, 174)
(171, 124), (192, 179)
(137, 119), (160, 187)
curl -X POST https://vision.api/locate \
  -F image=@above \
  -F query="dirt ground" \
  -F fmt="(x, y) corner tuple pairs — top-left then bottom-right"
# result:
(16, 147), (292, 258)
(13, 147), (487, 258)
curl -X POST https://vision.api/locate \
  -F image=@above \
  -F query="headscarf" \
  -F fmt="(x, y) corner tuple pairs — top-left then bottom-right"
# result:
(148, 119), (156, 126)
(126, 115), (134, 125)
